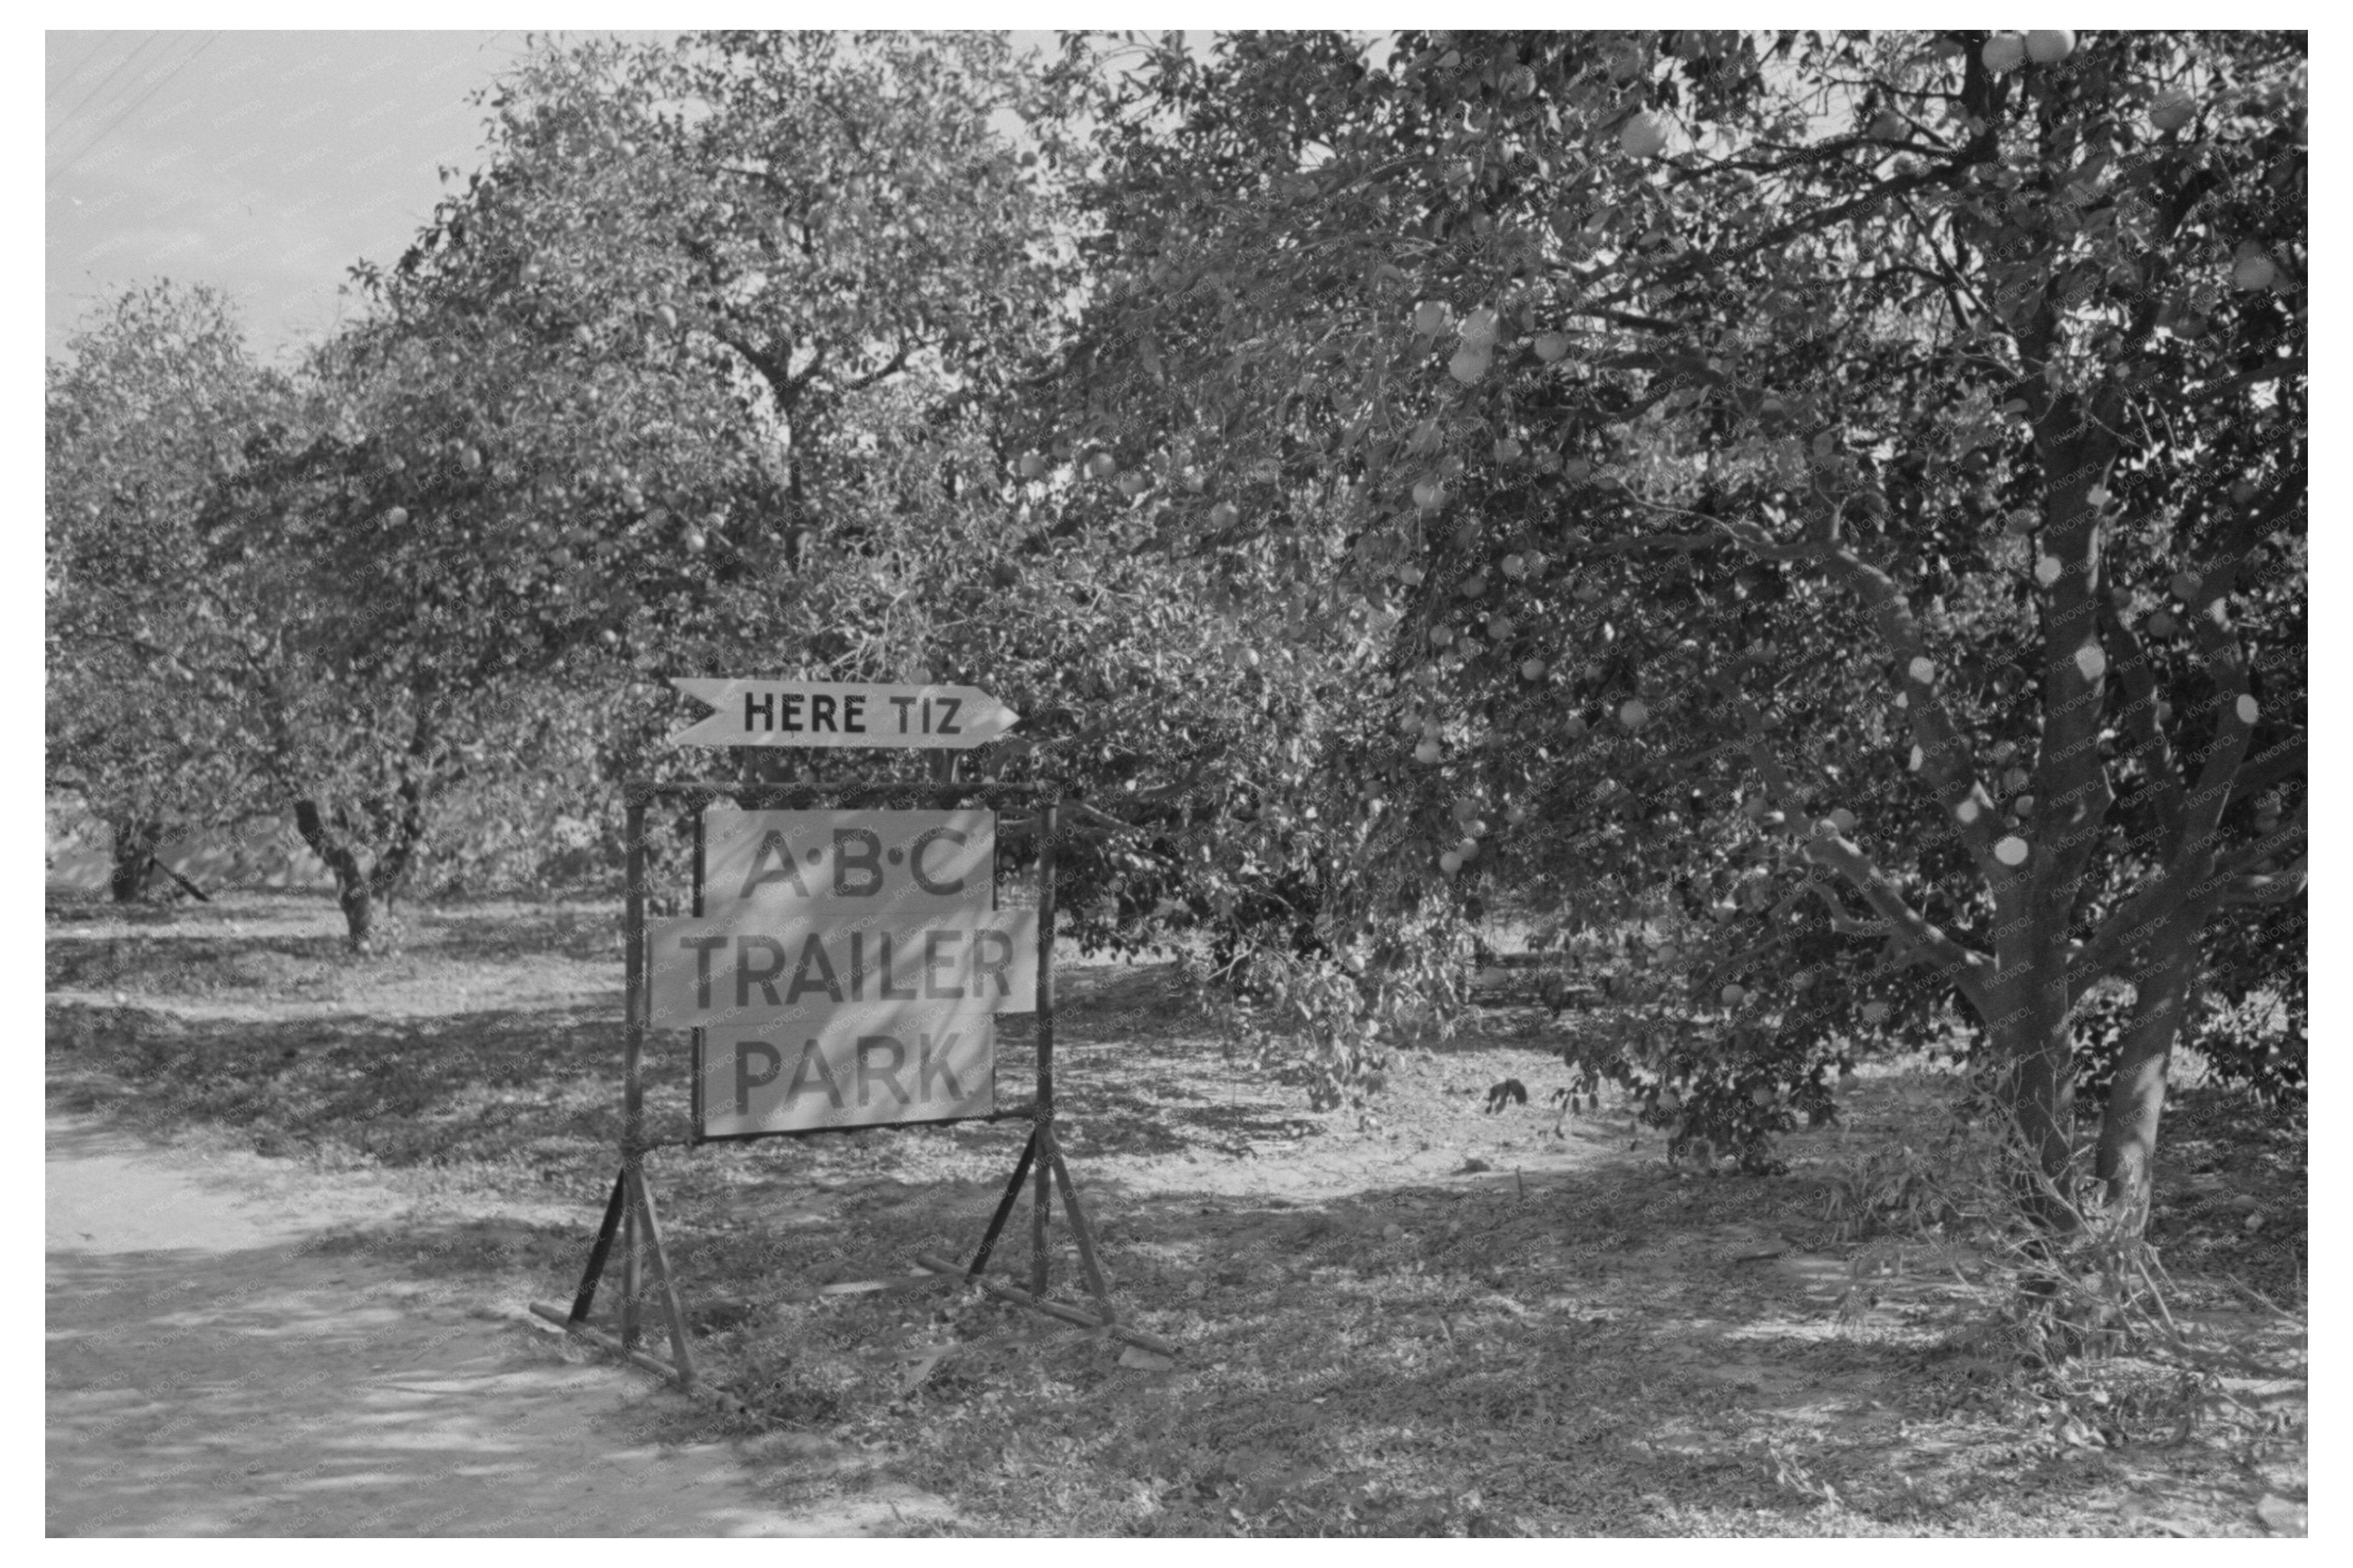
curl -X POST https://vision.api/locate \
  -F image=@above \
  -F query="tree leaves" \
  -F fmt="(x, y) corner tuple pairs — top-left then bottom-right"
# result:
(1019, 28), (2305, 1182)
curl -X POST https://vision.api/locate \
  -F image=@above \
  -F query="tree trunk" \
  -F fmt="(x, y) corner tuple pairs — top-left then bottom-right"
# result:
(337, 877), (376, 950)
(1981, 928), (2096, 1356)
(2094, 901), (2205, 1227)
(109, 820), (162, 903)
(291, 798), (376, 952)
(1987, 933), (2081, 1229)
(366, 732), (439, 921)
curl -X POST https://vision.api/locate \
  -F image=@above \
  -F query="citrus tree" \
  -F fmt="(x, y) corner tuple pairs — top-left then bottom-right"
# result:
(184, 293), (789, 947)
(1027, 28), (2306, 1218)
(45, 282), (291, 897)
(353, 30), (1073, 584)
(133, 30), (1086, 945)
(332, 29), (1378, 981)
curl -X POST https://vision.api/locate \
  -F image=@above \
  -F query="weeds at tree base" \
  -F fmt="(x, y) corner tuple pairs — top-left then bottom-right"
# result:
(1814, 1065), (2306, 1460)
(46, 893), (2305, 1536)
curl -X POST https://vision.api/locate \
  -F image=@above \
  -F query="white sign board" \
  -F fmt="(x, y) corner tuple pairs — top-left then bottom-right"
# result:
(699, 809), (996, 917)
(667, 679), (1018, 750)
(700, 1009), (997, 1137)
(663, 809), (1033, 1140)
(649, 910), (1038, 1026)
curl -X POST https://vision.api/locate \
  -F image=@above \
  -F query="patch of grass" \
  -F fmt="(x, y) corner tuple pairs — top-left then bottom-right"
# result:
(48, 891), (2307, 1537)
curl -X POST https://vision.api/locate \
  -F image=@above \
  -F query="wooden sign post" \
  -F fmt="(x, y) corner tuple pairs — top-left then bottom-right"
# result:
(532, 684), (1169, 1401)
(664, 678), (1019, 750)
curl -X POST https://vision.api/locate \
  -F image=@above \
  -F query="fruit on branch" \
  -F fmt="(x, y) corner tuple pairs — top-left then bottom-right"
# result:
(1448, 345), (1492, 383)
(2233, 251), (2279, 291)
(1982, 33), (2027, 74)
(2149, 88), (2197, 133)
(2025, 30), (2077, 65)
(1620, 112), (1670, 159)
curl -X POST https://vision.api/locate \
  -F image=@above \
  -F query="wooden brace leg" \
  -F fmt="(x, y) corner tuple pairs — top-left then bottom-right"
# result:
(966, 1126), (1039, 1279)
(569, 1168), (630, 1325)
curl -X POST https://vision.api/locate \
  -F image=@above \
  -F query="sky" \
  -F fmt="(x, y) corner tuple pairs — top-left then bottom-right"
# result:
(43, 27), (1086, 368)
(49, 30), (536, 364)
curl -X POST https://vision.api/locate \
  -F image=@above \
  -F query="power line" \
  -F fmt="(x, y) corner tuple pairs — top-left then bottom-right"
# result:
(49, 32), (219, 182)
(47, 34), (122, 102)
(46, 32), (162, 144)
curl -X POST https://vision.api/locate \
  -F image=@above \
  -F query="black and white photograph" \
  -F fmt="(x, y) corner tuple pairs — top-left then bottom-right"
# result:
(43, 20), (2311, 1539)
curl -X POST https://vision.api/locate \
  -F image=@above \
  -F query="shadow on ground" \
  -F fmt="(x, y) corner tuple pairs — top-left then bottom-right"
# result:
(46, 899), (2307, 1538)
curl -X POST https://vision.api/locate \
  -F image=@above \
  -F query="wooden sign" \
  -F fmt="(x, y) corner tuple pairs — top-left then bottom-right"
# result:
(698, 809), (996, 916)
(667, 679), (1018, 750)
(699, 1008), (996, 1137)
(660, 806), (1032, 1141)
(648, 910), (1039, 1026)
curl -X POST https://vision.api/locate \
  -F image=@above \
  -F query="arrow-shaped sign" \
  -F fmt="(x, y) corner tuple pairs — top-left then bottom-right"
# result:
(667, 679), (1019, 750)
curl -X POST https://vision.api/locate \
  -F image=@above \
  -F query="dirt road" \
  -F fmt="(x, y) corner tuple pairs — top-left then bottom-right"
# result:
(44, 1113), (948, 1537)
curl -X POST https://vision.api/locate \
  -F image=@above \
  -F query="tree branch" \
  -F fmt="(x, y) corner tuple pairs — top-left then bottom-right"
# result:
(2225, 731), (2305, 807)
(1589, 152), (1984, 318)
(1817, 541), (2003, 882)
(2099, 609), (2184, 851)
(1799, 831), (1990, 1007)
(2219, 851), (2307, 908)
(837, 342), (915, 397)
(707, 321), (800, 409)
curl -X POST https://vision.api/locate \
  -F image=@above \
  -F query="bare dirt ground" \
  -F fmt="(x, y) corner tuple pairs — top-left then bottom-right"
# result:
(45, 891), (2309, 1537)
(45, 1112), (950, 1536)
